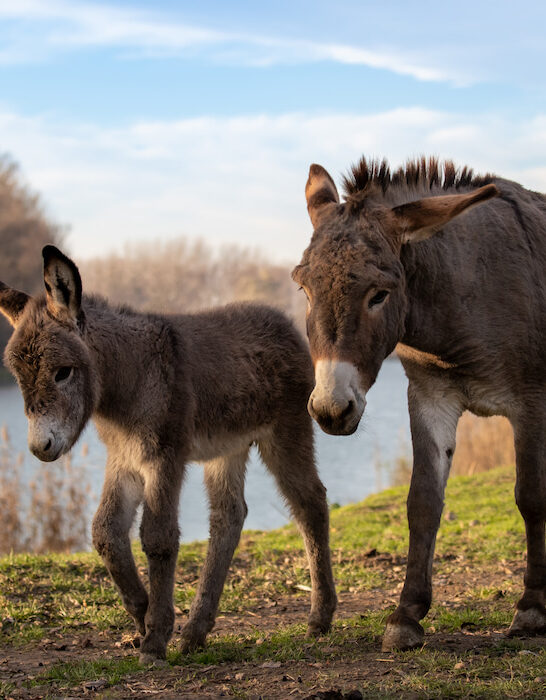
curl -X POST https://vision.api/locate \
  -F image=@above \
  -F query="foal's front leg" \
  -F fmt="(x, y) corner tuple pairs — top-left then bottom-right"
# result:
(139, 463), (184, 664)
(382, 378), (462, 651)
(92, 466), (148, 635)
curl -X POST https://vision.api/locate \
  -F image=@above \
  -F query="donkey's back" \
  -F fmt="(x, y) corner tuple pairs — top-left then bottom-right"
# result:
(177, 302), (314, 443)
(399, 176), (546, 381)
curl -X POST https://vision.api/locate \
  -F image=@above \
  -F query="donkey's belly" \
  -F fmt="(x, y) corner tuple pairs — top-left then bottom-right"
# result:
(189, 425), (272, 463)
(463, 379), (514, 418)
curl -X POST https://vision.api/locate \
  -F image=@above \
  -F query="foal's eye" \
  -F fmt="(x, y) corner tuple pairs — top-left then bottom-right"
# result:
(368, 290), (389, 308)
(54, 366), (73, 383)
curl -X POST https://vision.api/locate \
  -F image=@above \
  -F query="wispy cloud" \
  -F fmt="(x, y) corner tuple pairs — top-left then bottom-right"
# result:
(2, 107), (545, 262)
(0, 0), (468, 84)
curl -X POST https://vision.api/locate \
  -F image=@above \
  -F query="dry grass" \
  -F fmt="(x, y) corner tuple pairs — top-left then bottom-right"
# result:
(382, 412), (515, 487)
(0, 427), (91, 554)
(452, 412), (515, 476)
(0, 426), (24, 553)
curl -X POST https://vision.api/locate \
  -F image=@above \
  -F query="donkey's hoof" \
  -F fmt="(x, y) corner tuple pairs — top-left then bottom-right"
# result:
(139, 652), (168, 667)
(507, 607), (546, 637)
(180, 634), (207, 654)
(382, 620), (424, 651)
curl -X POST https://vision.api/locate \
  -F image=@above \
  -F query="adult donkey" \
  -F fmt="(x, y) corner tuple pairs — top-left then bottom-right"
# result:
(293, 156), (546, 651)
(0, 246), (336, 664)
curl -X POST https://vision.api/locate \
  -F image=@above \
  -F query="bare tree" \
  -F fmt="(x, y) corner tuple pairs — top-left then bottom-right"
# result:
(0, 155), (64, 358)
(80, 237), (306, 332)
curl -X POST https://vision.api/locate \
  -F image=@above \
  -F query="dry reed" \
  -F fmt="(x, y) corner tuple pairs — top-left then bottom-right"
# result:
(0, 427), (91, 554)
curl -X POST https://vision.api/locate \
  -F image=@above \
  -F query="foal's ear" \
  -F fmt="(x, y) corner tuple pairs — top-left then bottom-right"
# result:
(392, 183), (499, 243)
(0, 283), (30, 327)
(306, 164), (340, 228)
(42, 245), (83, 324)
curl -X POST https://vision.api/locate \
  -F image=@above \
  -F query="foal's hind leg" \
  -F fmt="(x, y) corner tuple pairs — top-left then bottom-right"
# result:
(180, 450), (248, 652)
(139, 463), (184, 664)
(92, 466), (148, 635)
(507, 412), (546, 636)
(259, 418), (337, 636)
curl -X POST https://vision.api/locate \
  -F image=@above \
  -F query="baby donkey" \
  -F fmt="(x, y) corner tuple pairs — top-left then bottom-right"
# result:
(0, 246), (336, 663)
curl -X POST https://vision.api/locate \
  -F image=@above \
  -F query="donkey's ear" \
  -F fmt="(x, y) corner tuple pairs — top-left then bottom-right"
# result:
(43, 245), (82, 324)
(0, 283), (30, 327)
(306, 164), (340, 228)
(393, 183), (499, 243)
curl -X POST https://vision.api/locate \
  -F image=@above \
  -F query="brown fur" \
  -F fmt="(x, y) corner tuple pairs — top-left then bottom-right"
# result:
(0, 246), (336, 663)
(293, 156), (546, 649)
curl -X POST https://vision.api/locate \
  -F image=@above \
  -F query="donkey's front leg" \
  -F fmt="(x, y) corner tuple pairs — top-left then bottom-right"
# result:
(382, 378), (462, 651)
(139, 465), (183, 665)
(92, 467), (148, 635)
(507, 412), (546, 636)
(180, 452), (248, 652)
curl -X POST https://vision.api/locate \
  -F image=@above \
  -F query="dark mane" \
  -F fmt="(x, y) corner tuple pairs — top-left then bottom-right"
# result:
(342, 156), (495, 206)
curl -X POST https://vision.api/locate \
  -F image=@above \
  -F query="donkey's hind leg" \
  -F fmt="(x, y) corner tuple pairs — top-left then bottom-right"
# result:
(92, 467), (148, 636)
(507, 411), (546, 636)
(180, 449), (249, 652)
(259, 418), (337, 636)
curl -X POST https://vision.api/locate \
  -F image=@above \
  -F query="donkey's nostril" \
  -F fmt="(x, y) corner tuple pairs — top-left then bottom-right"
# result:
(339, 400), (354, 421)
(44, 439), (52, 452)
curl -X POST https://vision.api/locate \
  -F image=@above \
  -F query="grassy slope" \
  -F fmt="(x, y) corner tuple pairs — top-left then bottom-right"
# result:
(1, 466), (545, 698)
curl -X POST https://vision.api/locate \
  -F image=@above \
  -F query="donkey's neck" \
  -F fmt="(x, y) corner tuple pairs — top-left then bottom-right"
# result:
(81, 296), (173, 423)
(399, 232), (483, 365)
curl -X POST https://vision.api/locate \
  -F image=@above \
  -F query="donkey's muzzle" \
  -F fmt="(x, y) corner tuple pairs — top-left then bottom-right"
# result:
(308, 359), (366, 435)
(308, 396), (362, 435)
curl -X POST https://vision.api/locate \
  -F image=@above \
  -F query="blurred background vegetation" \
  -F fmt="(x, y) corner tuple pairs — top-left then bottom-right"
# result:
(0, 155), (304, 384)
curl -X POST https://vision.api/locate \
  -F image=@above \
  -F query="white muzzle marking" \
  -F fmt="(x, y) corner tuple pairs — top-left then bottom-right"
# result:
(310, 359), (366, 424)
(28, 416), (66, 461)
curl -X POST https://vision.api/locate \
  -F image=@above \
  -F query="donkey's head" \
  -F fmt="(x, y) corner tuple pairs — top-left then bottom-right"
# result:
(0, 246), (99, 461)
(292, 163), (498, 435)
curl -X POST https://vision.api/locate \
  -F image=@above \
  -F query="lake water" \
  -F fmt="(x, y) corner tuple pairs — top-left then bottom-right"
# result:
(0, 359), (410, 542)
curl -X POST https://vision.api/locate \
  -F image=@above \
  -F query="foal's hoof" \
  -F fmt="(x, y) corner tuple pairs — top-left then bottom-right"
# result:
(507, 607), (546, 637)
(139, 652), (168, 667)
(305, 621), (331, 639)
(306, 598), (336, 638)
(381, 619), (424, 651)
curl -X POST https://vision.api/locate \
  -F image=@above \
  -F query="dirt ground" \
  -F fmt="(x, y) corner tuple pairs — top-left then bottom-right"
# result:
(2, 556), (545, 700)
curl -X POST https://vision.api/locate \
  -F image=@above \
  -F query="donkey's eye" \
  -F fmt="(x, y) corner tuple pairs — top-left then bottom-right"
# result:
(54, 366), (73, 383)
(368, 290), (389, 308)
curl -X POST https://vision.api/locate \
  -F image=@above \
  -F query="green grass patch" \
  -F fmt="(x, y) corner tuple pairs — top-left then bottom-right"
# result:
(31, 656), (141, 691)
(0, 466), (524, 641)
(357, 644), (546, 699)
(2, 465), (537, 699)
(0, 551), (126, 644)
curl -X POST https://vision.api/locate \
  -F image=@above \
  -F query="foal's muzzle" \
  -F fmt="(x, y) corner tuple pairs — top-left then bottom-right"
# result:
(28, 418), (65, 462)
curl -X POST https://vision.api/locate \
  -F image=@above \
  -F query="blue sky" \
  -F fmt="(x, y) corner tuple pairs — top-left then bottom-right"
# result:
(1, 0), (546, 261)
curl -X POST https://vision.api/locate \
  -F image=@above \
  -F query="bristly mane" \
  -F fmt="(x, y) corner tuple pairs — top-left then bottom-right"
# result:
(342, 156), (494, 207)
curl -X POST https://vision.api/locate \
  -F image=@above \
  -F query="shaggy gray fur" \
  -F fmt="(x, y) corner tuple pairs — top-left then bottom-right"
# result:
(0, 246), (336, 663)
